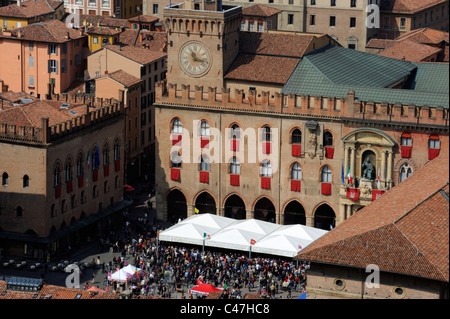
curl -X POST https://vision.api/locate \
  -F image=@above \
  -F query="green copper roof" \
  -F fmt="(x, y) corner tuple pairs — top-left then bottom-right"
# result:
(282, 45), (449, 109)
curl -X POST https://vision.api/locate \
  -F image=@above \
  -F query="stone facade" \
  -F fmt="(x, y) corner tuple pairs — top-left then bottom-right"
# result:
(154, 84), (449, 228)
(0, 93), (127, 259)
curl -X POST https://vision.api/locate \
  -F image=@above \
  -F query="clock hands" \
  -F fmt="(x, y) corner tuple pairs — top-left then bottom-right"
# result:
(190, 51), (208, 63)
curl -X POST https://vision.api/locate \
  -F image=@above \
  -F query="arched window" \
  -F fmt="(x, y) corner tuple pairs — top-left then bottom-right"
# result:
(240, 19), (246, 31)
(399, 163), (413, 183)
(292, 129), (302, 144)
(262, 125), (272, 142)
(170, 151), (181, 168)
(76, 153), (83, 177)
(428, 135), (440, 160)
(200, 154), (210, 172)
(321, 165), (332, 183)
(54, 163), (61, 187)
(260, 160), (272, 177)
(1, 172), (7, 186)
(103, 143), (110, 166)
(23, 175), (30, 188)
(200, 120), (210, 137)
(401, 132), (412, 146)
(65, 160), (72, 182)
(230, 157), (240, 175)
(230, 124), (240, 139)
(172, 118), (182, 134)
(291, 163), (302, 180)
(323, 131), (333, 147)
(114, 140), (120, 161)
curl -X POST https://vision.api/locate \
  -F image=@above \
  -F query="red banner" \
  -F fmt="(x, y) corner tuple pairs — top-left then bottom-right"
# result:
(262, 142), (271, 154)
(231, 139), (239, 152)
(115, 159), (120, 172)
(325, 146), (334, 159)
(401, 145), (412, 158)
(346, 188), (360, 201)
(170, 168), (180, 181)
(428, 148), (439, 160)
(372, 190), (386, 201)
(67, 180), (73, 193)
(291, 180), (301, 192)
(261, 177), (271, 189)
(55, 185), (61, 199)
(93, 169), (98, 182)
(78, 175), (84, 188)
(321, 182), (331, 195)
(201, 137), (209, 149)
(172, 134), (182, 146)
(230, 174), (240, 186)
(292, 144), (301, 157)
(199, 171), (209, 184)
(104, 165), (109, 177)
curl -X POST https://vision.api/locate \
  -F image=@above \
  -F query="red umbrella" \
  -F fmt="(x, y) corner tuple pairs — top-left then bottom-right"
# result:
(123, 185), (135, 192)
(188, 283), (223, 296)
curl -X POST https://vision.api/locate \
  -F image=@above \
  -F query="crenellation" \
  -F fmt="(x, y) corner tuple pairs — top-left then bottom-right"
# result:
(155, 83), (448, 127)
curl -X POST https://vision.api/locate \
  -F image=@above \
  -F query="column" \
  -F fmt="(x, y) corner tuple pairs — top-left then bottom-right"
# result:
(246, 209), (254, 220)
(216, 207), (224, 217)
(306, 216), (314, 227)
(387, 151), (393, 189)
(187, 204), (194, 218)
(278, 213), (284, 225)
(346, 204), (352, 219)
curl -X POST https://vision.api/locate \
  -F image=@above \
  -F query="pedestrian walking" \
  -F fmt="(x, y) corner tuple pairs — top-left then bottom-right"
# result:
(92, 272), (96, 284)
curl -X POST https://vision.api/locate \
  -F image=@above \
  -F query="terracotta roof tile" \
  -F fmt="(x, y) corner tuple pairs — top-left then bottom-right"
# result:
(295, 153), (449, 282)
(239, 31), (315, 58)
(4, 19), (85, 43)
(242, 4), (282, 17)
(377, 39), (442, 62)
(100, 70), (142, 87)
(0, 280), (119, 299)
(0, 99), (86, 127)
(0, 0), (60, 18)
(128, 15), (159, 24)
(105, 43), (166, 65)
(87, 26), (123, 36)
(225, 54), (299, 84)
(396, 28), (449, 45)
(119, 30), (167, 52)
(380, 0), (447, 13)
(366, 38), (396, 49)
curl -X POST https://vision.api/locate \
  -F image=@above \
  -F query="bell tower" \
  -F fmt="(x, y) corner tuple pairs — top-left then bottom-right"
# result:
(163, 1), (242, 89)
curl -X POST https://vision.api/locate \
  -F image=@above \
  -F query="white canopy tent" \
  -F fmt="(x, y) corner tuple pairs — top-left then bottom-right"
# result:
(108, 268), (131, 282)
(204, 218), (280, 252)
(158, 222), (221, 246)
(157, 214), (328, 258)
(122, 264), (144, 276)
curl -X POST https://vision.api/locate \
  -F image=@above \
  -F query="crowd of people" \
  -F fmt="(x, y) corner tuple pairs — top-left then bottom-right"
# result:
(90, 212), (309, 299)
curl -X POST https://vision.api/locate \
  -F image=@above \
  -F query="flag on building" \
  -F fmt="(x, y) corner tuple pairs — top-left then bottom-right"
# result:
(94, 144), (100, 169)
(341, 163), (345, 184)
(346, 188), (360, 201)
(377, 166), (381, 189)
(347, 164), (352, 184)
(194, 207), (199, 214)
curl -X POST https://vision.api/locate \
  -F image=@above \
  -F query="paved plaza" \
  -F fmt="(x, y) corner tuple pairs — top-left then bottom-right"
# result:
(0, 184), (304, 299)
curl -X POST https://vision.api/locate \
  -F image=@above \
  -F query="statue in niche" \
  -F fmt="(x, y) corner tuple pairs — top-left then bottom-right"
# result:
(307, 131), (317, 159)
(362, 157), (376, 180)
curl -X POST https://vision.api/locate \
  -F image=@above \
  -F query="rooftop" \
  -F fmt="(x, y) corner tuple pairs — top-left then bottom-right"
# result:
(0, 0), (62, 18)
(380, 0), (447, 13)
(98, 70), (142, 88)
(295, 153), (449, 282)
(241, 4), (282, 17)
(104, 43), (167, 65)
(0, 99), (86, 127)
(377, 39), (443, 62)
(1, 19), (85, 43)
(128, 15), (159, 24)
(282, 45), (449, 108)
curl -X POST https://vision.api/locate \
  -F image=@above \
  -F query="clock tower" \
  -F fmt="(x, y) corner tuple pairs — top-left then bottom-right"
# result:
(163, 1), (242, 89)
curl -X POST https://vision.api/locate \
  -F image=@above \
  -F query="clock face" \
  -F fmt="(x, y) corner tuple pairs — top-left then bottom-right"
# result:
(179, 41), (212, 77)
